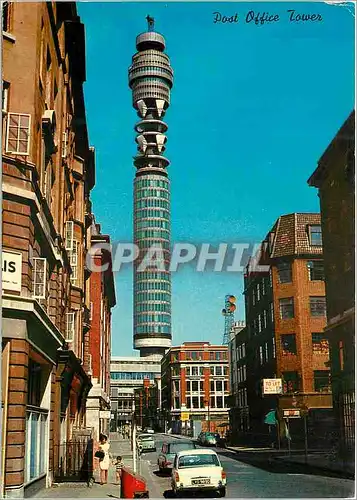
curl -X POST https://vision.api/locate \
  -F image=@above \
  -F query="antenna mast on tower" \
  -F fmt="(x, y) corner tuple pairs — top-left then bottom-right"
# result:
(222, 295), (236, 345)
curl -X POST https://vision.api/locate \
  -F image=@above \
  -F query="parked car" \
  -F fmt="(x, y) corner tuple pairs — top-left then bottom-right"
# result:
(197, 432), (218, 446)
(197, 432), (207, 445)
(158, 440), (196, 472)
(137, 433), (156, 454)
(214, 433), (226, 448)
(171, 449), (226, 497)
(143, 427), (155, 434)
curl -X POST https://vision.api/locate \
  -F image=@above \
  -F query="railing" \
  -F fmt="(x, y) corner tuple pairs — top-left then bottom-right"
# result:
(53, 431), (94, 483)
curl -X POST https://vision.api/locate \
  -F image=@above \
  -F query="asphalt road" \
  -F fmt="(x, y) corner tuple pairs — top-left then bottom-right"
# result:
(139, 434), (354, 498)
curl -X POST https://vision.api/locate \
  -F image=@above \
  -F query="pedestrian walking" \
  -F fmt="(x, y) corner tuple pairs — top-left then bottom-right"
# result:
(114, 455), (125, 485)
(96, 433), (110, 485)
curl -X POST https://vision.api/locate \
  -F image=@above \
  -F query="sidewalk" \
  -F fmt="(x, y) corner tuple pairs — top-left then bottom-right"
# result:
(32, 437), (134, 498)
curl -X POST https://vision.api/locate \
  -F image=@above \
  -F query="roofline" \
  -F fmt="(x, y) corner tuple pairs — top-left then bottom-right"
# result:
(308, 110), (355, 187)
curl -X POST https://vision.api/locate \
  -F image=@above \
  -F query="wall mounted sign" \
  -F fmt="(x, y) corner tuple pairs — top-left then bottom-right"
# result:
(2, 251), (22, 292)
(262, 378), (283, 395)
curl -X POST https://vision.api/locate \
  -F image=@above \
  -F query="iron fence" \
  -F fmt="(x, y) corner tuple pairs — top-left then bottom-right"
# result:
(53, 438), (94, 485)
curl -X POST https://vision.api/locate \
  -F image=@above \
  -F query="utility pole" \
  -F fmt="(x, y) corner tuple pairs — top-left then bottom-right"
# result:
(132, 397), (137, 473)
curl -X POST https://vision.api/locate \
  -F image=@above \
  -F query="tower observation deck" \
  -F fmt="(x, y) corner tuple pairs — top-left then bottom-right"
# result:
(129, 17), (173, 357)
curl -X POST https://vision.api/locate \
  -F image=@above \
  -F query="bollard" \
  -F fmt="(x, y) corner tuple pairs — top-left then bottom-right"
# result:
(121, 467), (149, 498)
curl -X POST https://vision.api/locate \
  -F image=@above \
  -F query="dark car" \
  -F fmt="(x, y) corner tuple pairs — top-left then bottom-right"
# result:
(214, 433), (226, 448)
(197, 432), (218, 446)
(157, 440), (196, 471)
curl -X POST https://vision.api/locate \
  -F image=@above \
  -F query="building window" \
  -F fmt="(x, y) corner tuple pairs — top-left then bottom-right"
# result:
(6, 113), (31, 155)
(62, 130), (68, 158)
(69, 241), (79, 285)
(215, 366), (223, 376)
(259, 346), (263, 365)
(308, 225), (322, 246)
(279, 297), (294, 319)
(270, 303), (274, 322)
(307, 261), (325, 281)
(310, 296), (326, 317)
(2, 81), (9, 114)
(28, 361), (42, 407)
(314, 370), (331, 392)
(262, 279), (266, 296)
(252, 288), (255, 306)
(111, 387), (118, 398)
(264, 342), (269, 363)
(33, 258), (46, 299)
(258, 314), (262, 333)
(216, 380), (223, 392)
(281, 334), (297, 355)
(257, 283), (260, 301)
(312, 333), (329, 355)
(272, 337), (276, 358)
(282, 371), (299, 393)
(191, 380), (199, 392)
(263, 310), (267, 329)
(216, 396), (223, 408)
(25, 408), (48, 483)
(2, 1), (11, 32)
(277, 262), (292, 284)
(66, 311), (76, 342)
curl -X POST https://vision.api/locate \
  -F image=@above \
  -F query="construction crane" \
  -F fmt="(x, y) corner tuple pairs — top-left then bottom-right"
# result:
(222, 295), (236, 345)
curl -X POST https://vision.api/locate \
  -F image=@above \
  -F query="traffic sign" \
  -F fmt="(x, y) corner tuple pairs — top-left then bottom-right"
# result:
(283, 409), (301, 418)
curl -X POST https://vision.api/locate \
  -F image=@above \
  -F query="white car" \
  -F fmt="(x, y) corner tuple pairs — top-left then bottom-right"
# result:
(171, 449), (226, 497)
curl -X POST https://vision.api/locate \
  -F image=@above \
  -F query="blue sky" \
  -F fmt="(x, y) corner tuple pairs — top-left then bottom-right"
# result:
(77, 2), (355, 356)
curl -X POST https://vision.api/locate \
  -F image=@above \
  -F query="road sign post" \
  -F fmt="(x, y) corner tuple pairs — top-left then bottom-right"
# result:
(304, 414), (308, 464)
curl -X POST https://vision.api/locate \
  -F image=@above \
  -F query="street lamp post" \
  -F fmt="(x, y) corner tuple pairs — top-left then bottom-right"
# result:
(205, 398), (211, 432)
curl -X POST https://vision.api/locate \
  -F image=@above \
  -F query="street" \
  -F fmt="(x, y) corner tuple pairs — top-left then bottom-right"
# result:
(140, 434), (354, 498)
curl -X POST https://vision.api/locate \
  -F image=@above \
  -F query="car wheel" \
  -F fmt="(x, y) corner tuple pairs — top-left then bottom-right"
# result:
(218, 487), (226, 497)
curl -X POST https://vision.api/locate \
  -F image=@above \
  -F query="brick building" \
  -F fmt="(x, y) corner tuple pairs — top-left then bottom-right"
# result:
(1, 3), (99, 496)
(235, 214), (332, 446)
(86, 224), (116, 441)
(308, 111), (355, 465)
(134, 376), (162, 431)
(161, 342), (230, 437)
(228, 322), (249, 438)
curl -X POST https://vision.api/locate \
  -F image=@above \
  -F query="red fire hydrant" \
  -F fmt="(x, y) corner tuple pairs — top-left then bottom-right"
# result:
(121, 467), (149, 498)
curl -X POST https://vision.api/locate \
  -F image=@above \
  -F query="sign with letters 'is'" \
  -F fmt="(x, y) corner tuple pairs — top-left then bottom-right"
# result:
(2, 251), (22, 292)
(262, 378), (283, 395)
(99, 410), (111, 419)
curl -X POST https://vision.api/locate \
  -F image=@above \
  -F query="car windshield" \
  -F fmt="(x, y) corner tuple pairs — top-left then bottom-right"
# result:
(178, 454), (220, 468)
(169, 442), (195, 453)
(138, 435), (153, 441)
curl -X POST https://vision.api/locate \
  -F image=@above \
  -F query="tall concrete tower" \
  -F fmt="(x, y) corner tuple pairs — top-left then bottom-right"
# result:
(129, 17), (173, 357)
